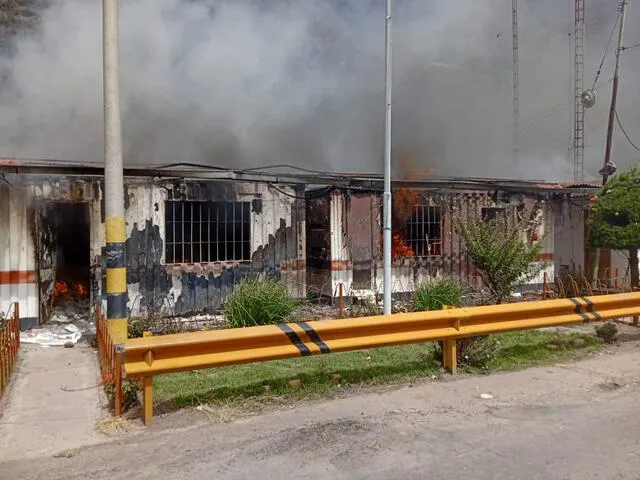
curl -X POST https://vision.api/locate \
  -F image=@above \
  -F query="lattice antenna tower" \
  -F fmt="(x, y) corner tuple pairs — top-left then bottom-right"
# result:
(512, 0), (519, 166)
(574, 0), (585, 183)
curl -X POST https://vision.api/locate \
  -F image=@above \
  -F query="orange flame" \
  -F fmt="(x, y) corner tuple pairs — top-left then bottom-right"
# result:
(380, 147), (435, 259)
(54, 280), (69, 297)
(72, 283), (88, 296)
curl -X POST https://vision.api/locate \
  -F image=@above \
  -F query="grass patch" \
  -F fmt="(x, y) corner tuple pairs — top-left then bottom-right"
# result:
(154, 330), (601, 411)
(155, 343), (440, 407)
(488, 330), (600, 371)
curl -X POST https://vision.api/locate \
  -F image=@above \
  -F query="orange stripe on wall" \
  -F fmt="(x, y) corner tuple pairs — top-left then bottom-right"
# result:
(535, 253), (554, 261)
(0, 270), (37, 285)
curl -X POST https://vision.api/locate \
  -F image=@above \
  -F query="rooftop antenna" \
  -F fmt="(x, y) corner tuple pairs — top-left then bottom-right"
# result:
(512, 0), (519, 166)
(573, 0), (586, 183)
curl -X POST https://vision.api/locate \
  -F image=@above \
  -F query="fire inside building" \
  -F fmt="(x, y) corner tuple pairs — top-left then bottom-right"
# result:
(0, 160), (619, 330)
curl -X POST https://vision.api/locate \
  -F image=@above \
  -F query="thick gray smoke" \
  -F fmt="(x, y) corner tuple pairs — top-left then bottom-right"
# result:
(1, 0), (639, 181)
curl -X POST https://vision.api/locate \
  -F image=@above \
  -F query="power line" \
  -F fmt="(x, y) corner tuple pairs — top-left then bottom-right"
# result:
(591, 10), (620, 91)
(615, 110), (640, 151)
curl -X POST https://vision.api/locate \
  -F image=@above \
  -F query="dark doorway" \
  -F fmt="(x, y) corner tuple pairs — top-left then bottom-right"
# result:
(37, 202), (91, 319)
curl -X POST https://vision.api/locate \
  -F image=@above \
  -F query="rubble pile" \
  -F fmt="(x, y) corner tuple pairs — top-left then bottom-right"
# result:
(21, 280), (95, 347)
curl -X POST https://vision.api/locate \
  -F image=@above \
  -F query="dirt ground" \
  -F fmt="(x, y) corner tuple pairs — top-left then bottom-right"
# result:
(3, 338), (640, 479)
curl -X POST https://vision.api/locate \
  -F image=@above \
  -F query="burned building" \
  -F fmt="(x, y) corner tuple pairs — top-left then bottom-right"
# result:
(305, 179), (608, 300)
(0, 160), (608, 329)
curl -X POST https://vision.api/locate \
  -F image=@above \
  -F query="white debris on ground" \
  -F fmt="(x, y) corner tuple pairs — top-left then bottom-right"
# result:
(21, 297), (95, 347)
(20, 324), (82, 346)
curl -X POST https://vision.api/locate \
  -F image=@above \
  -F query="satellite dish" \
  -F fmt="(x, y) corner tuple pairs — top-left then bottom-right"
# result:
(581, 89), (596, 108)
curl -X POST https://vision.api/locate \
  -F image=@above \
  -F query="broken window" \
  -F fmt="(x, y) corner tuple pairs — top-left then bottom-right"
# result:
(165, 201), (251, 264)
(403, 205), (442, 257)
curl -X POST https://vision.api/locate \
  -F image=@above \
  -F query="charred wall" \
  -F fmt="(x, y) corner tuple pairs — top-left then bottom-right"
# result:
(113, 180), (305, 318)
(305, 187), (556, 299)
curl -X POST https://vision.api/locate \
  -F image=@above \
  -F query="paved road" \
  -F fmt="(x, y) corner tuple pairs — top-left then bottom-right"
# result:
(3, 346), (640, 479)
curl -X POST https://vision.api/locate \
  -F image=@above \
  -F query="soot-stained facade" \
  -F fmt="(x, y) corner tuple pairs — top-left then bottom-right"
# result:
(109, 180), (306, 317)
(0, 162), (607, 328)
(305, 183), (604, 301)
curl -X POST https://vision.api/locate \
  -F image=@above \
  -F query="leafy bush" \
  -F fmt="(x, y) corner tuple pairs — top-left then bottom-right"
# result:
(456, 209), (545, 304)
(225, 278), (298, 328)
(414, 277), (465, 311)
(456, 336), (500, 369)
(594, 322), (618, 344)
(433, 336), (500, 370)
(587, 166), (640, 287)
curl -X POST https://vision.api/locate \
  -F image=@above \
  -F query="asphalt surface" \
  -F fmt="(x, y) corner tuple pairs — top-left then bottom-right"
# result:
(3, 345), (640, 479)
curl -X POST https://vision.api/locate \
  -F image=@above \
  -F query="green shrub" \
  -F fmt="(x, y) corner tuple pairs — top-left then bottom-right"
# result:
(225, 278), (298, 328)
(457, 336), (500, 369)
(455, 209), (545, 304)
(413, 277), (465, 311)
(594, 322), (618, 344)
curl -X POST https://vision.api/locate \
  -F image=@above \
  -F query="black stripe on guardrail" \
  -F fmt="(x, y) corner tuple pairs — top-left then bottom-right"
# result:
(299, 322), (331, 354)
(568, 298), (590, 323)
(580, 297), (603, 321)
(278, 324), (311, 356)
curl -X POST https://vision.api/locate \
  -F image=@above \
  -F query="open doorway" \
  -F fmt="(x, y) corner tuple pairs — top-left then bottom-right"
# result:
(35, 202), (91, 323)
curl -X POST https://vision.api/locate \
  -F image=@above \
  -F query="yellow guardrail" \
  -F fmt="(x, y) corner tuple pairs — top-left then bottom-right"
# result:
(123, 292), (640, 425)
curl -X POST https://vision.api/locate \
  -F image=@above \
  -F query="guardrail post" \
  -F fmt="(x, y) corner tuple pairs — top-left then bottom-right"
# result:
(143, 376), (153, 425)
(442, 339), (457, 375)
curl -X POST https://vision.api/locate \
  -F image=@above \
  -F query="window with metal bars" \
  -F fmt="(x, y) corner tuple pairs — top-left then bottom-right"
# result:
(403, 205), (442, 257)
(165, 201), (251, 264)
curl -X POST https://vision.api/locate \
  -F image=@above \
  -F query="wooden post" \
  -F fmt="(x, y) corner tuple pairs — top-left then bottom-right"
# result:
(542, 272), (548, 299)
(338, 283), (345, 318)
(143, 376), (153, 425)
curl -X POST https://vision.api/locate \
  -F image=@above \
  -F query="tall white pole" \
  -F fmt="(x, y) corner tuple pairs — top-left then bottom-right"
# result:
(103, 0), (127, 343)
(512, 0), (519, 166)
(382, 0), (393, 315)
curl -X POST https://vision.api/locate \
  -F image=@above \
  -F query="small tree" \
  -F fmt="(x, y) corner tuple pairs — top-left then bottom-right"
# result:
(587, 165), (640, 288)
(456, 209), (545, 303)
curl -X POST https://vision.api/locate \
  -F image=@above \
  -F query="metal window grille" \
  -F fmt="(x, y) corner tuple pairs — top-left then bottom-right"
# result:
(165, 201), (251, 264)
(404, 205), (442, 257)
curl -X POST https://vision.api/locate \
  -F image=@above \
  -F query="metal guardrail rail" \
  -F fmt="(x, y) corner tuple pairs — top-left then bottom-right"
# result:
(0, 303), (20, 399)
(122, 292), (640, 425)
